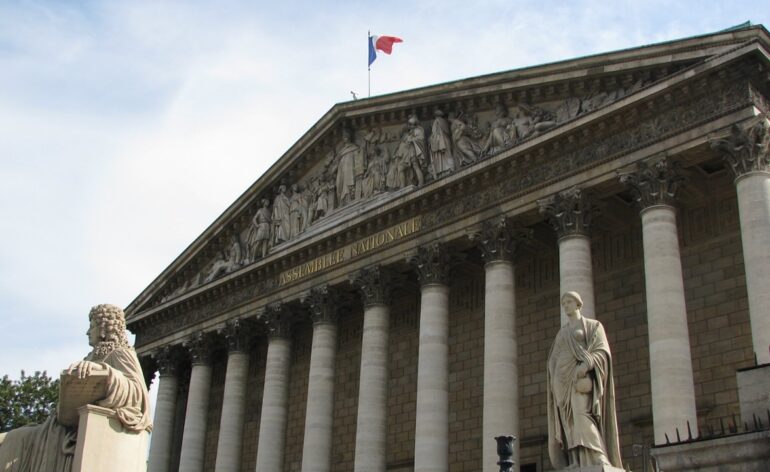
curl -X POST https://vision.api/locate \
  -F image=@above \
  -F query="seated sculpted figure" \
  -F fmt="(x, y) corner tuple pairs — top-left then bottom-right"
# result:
(0, 304), (152, 472)
(547, 292), (622, 470)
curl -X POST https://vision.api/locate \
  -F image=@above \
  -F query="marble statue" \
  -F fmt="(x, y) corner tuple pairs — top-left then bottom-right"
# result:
(482, 103), (516, 156)
(271, 184), (291, 244)
(393, 115), (427, 188)
(0, 304), (152, 472)
(335, 127), (364, 206)
(204, 235), (242, 283)
(288, 183), (309, 238)
(450, 113), (482, 166)
(429, 109), (456, 179)
(246, 198), (273, 260)
(547, 291), (622, 470)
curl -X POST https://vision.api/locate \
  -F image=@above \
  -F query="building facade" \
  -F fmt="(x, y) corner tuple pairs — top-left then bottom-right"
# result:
(127, 26), (770, 472)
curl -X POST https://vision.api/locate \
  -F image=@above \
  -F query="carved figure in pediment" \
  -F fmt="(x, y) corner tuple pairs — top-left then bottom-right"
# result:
(393, 115), (427, 188)
(335, 127), (364, 206)
(362, 145), (389, 199)
(451, 112), (482, 166)
(289, 184), (309, 238)
(271, 184), (291, 244)
(204, 234), (243, 283)
(429, 109), (456, 179)
(246, 198), (273, 260)
(312, 164), (336, 220)
(482, 103), (517, 157)
(0, 304), (152, 472)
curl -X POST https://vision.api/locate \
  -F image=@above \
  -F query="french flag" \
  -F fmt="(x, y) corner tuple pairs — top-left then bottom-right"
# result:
(368, 34), (403, 66)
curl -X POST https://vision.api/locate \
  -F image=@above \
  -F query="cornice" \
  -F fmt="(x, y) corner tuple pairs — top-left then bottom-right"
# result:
(127, 32), (770, 348)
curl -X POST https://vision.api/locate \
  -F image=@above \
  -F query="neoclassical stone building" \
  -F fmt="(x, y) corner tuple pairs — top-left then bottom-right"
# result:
(128, 25), (770, 472)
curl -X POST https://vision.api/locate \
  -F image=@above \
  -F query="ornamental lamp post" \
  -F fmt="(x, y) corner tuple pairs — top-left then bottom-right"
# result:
(494, 435), (516, 472)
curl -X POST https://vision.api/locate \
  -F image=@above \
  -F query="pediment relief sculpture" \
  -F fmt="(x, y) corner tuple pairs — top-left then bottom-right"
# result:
(159, 77), (651, 302)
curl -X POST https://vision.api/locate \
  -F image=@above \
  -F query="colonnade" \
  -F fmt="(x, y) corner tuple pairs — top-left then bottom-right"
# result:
(145, 126), (770, 472)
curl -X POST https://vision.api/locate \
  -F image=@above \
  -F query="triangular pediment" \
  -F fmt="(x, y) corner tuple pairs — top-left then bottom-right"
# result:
(126, 25), (770, 322)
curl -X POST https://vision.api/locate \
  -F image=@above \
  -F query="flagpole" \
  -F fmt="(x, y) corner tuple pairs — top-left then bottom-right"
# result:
(367, 30), (371, 98)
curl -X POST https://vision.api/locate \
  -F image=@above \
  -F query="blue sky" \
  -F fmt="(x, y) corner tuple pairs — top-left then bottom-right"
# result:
(1, 0), (769, 380)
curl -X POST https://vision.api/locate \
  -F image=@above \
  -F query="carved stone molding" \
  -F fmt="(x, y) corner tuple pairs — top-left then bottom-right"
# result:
(152, 345), (180, 376)
(184, 332), (214, 365)
(301, 285), (339, 325)
(261, 303), (293, 339)
(538, 186), (596, 238)
(408, 243), (451, 286)
(710, 119), (770, 179)
(350, 265), (392, 307)
(219, 318), (253, 353)
(618, 158), (685, 209)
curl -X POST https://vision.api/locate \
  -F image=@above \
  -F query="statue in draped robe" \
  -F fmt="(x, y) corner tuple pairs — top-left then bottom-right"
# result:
(0, 304), (152, 472)
(547, 292), (622, 470)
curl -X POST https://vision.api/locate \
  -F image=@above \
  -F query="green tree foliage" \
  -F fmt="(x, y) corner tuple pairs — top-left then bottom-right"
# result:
(0, 371), (59, 432)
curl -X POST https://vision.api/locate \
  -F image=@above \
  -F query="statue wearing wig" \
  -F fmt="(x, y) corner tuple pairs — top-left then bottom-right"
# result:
(0, 304), (152, 472)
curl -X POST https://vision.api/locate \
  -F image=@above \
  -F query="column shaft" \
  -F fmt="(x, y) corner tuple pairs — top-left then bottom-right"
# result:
(353, 304), (390, 472)
(641, 205), (698, 444)
(482, 261), (518, 472)
(414, 283), (450, 472)
(736, 172), (770, 364)
(178, 363), (213, 472)
(558, 234), (595, 324)
(214, 351), (249, 472)
(255, 336), (292, 472)
(147, 373), (178, 472)
(300, 322), (338, 472)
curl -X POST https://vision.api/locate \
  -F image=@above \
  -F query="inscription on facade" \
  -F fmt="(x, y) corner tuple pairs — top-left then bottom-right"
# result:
(278, 216), (422, 286)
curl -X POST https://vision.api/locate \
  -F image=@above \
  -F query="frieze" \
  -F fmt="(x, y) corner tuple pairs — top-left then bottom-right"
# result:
(421, 79), (751, 230)
(153, 76), (654, 304)
(133, 77), (751, 348)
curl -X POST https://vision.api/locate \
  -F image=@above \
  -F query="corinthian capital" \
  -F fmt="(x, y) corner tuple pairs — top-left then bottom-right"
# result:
(468, 217), (532, 263)
(184, 332), (214, 365)
(152, 345), (180, 376)
(538, 187), (595, 238)
(407, 243), (451, 285)
(710, 119), (770, 179)
(618, 158), (684, 209)
(350, 265), (392, 307)
(260, 303), (293, 339)
(301, 285), (339, 325)
(219, 318), (253, 353)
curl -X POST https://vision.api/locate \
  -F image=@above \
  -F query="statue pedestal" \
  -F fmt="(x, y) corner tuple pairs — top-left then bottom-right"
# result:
(72, 405), (148, 472)
(552, 467), (625, 472)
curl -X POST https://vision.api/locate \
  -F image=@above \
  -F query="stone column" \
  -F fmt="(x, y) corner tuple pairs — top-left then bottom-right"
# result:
(300, 286), (339, 472)
(214, 319), (251, 472)
(620, 159), (698, 444)
(255, 305), (293, 472)
(147, 346), (179, 472)
(712, 120), (770, 364)
(351, 266), (391, 472)
(178, 333), (214, 472)
(539, 186), (597, 324)
(409, 244), (451, 472)
(470, 218), (528, 472)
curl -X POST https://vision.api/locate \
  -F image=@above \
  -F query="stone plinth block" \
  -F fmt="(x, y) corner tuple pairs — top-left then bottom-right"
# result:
(737, 364), (770, 426)
(72, 404), (149, 472)
(57, 370), (108, 426)
(651, 430), (770, 471)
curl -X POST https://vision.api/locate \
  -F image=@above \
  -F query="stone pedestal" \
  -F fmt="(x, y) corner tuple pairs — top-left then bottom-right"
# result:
(72, 404), (149, 472)
(737, 364), (770, 425)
